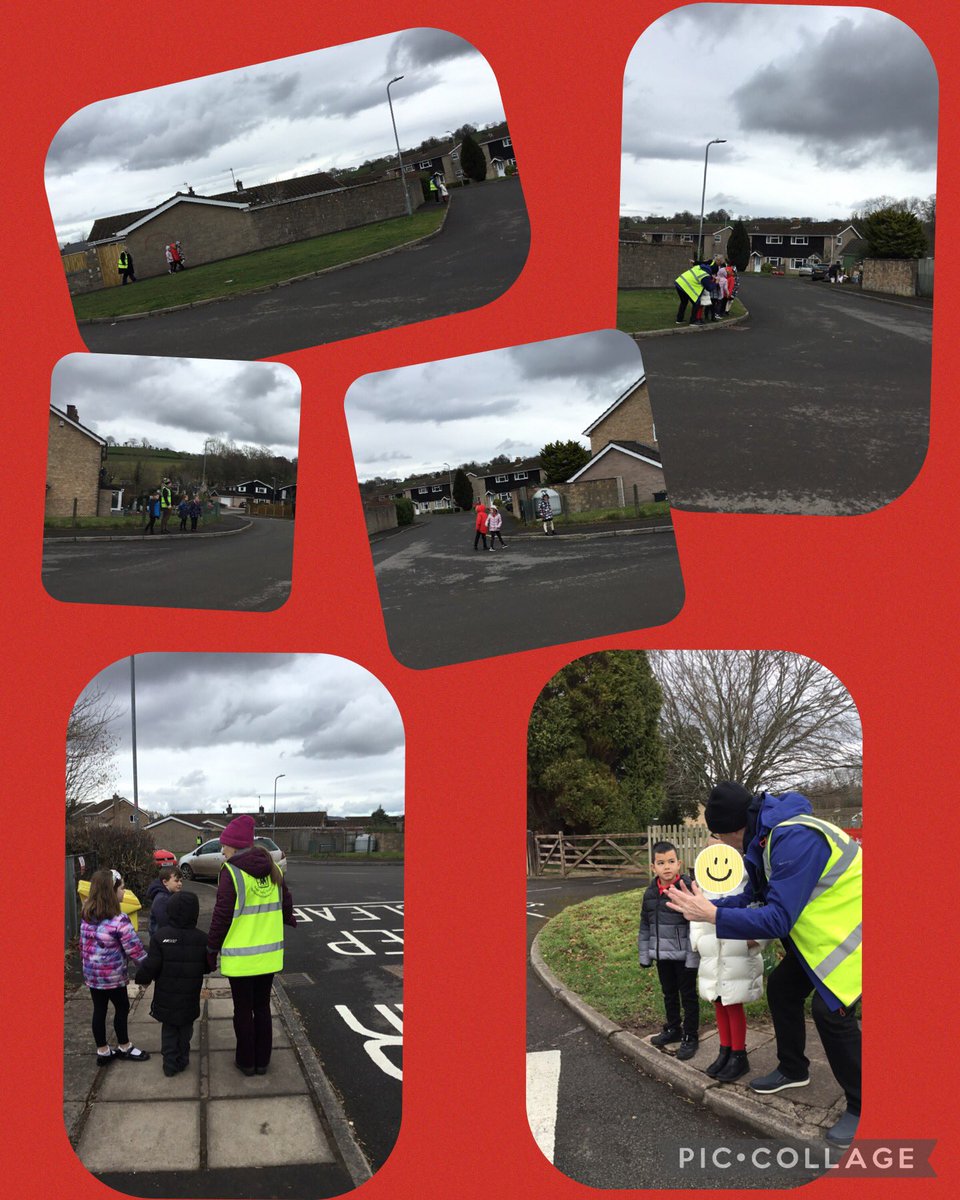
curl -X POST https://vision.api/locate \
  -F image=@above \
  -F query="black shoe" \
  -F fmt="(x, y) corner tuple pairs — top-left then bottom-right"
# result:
(163, 1065), (177, 1077)
(650, 1025), (682, 1048)
(704, 1045), (731, 1078)
(675, 1034), (699, 1061)
(115, 1045), (150, 1062)
(749, 1067), (810, 1094)
(716, 1050), (750, 1082)
(96, 1049), (118, 1067)
(254, 1066), (268, 1075)
(235, 1063), (255, 1077)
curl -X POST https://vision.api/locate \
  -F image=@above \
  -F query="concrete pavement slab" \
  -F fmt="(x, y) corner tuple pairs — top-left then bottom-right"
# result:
(207, 1015), (290, 1050)
(98, 1056), (200, 1099)
(208, 1048), (309, 1097)
(206, 1096), (334, 1168)
(77, 1100), (201, 1172)
(207, 997), (279, 1019)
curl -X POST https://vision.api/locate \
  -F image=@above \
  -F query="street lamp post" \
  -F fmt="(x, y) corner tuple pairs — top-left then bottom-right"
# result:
(697, 138), (727, 260)
(387, 76), (412, 217)
(442, 461), (453, 511)
(445, 130), (463, 182)
(272, 773), (285, 837)
(201, 437), (217, 493)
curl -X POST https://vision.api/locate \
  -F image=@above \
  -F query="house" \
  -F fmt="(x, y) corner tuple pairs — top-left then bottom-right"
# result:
(74, 794), (145, 828)
(395, 474), (454, 513)
(144, 813), (229, 855)
(742, 220), (861, 273)
(582, 376), (655, 455)
(566, 440), (665, 503)
(47, 403), (109, 518)
(477, 123), (516, 178)
(214, 479), (276, 509)
(471, 459), (544, 503)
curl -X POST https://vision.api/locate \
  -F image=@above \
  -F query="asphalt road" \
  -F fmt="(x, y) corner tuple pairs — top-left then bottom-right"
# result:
(371, 515), (684, 669)
(281, 860), (403, 1173)
(642, 275), (932, 514)
(79, 180), (530, 360)
(526, 877), (821, 1189)
(42, 518), (293, 612)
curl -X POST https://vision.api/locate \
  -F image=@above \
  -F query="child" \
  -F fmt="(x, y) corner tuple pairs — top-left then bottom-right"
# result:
(638, 842), (700, 1060)
(688, 843), (767, 1082)
(536, 492), (556, 535)
(488, 504), (505, 550)
(80, 868), (151, 1065)
(135, 891), (209, 1076)
(146, 865), (183, 940)
(473, 500), (489, 551)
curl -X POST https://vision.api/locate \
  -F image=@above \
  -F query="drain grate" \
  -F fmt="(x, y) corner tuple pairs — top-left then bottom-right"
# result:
(280, 972), (315, 987)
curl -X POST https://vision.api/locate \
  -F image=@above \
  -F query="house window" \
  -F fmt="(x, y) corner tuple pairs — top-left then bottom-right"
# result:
(418, 487), (428, 494)
(790, 236), (808, 245)
(768, 257), (782, 267)
(514, 471), (528, 480)
(837, 235), (844, 247)
(255, 486), (267, 494)
(431, 485), (442, 492)
(502, 136), (512, 147)
(792, 258), (807, 269)
(681, 234), (694, 243)
(713, 232), (722, 241)
(419, 160), (432, 170)
(495, 474), (508, 483)
(768, 236), (782, 245)
(237, 485), (246, 492)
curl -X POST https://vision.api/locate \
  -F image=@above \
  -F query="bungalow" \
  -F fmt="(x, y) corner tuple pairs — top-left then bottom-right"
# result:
(75, 794), (145, 828)
(47, 403), (109, 519)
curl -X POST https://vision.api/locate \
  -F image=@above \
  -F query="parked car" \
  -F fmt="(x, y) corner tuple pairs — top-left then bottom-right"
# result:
(152, 848), (177, 866)
(178, 835), (287, 880)
(796, 263), (816, 277)
(810, 262), (833, 281)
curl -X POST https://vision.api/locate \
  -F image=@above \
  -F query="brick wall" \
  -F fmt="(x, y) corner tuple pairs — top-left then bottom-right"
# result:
(119, 178), (424, 282)
(364, 501), (399, 535)
(554, 476), (622, 513)
(578, 451), (665, 503)
(619, 241), (692, 288)
(862, 257), (918, 298)
(46, 410), (103, 518)
(588, 382), (655, 454)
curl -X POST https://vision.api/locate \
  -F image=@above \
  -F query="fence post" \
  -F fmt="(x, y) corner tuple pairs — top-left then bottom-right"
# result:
(633, 483), (640, 516)
(72, 497), (79, 528)
(558, 830), (566, 878)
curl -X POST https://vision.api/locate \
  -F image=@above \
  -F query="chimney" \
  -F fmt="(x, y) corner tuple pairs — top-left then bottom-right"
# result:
(235, 179), (243, 192)
(188, 186), (195, 196)
(259, 805), (265, 814)
(226, 803), (232, 815)
(66, 404), (79, 423)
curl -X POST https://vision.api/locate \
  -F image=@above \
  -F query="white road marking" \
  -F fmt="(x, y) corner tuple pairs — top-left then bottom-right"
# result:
(526, 1050), (562, 1164)
(335, 1003), (403, 1081)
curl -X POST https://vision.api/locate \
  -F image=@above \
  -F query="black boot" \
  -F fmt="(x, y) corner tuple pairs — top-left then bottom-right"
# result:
(650, 1025), (682, 1048)
(704, 1045), (731, 1077)
(676, 1034), (699, 1061)
(716, 1049), (750, 1082)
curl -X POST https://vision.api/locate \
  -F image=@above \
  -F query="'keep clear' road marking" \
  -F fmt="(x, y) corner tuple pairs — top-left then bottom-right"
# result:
(335, 1003), (403, 1081)
(526, 1050), (562, 1164)
(527, 902), (547, 919)
(293, 902), (404, 921)
(293, 902), (405, 956)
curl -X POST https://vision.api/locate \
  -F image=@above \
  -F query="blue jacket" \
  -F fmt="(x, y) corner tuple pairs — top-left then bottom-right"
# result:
(147, 878), (174, 938)
(712, 791), (843, 1008)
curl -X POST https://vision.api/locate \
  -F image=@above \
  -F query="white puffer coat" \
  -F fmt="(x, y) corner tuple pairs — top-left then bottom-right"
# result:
(690, 879), (768, 1006)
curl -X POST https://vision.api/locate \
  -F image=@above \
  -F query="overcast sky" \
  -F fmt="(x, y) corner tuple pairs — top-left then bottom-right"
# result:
(46, 29), (506, 245)
(52, 354), (301, 457)
(621, 5), (938, 220)
(80, 654), (405, 817)
(345, 330), (645, 479)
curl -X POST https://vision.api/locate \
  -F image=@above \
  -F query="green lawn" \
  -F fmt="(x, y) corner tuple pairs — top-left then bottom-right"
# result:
(617, 289), (746, 334)
(557, 501), (671, 525)
(73, 209), (446, 320)
(538, 889), (781, 1032)
(45, 512), (224, 530)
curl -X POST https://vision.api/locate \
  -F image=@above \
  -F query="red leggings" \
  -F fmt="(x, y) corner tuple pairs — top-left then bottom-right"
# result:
(714, 1001), (746, 1051)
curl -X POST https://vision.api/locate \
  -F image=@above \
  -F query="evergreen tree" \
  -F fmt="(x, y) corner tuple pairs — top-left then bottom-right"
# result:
(539, 439), (591, 485)
(460, 133), (488, 183)
(453, 468), (474, 511)
(726, 220), (751, 272)
(528, 651), (665, 833)
(862, 206), (927, 259)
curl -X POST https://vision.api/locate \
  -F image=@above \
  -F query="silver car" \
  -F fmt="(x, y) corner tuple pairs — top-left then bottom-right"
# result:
(178, 836), (287, 880)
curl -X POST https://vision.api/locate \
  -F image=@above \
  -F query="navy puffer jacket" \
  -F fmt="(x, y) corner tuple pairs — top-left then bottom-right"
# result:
(638, 874), (700, 968)
(135, 892), (208, 1025)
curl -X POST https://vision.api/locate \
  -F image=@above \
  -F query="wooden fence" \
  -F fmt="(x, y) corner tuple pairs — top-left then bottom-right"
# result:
(529, 823), (712, 877)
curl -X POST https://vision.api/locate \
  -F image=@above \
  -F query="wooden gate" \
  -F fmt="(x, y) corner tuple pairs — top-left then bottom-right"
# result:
(531, 832), (648, 877)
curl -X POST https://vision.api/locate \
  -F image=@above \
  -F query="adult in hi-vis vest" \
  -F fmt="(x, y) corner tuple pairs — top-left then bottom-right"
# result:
(674, 262), (711, 325)
(667, 782), (861, 1151)
(206, 815), (296, 1075)
(159, 480), (173, 534)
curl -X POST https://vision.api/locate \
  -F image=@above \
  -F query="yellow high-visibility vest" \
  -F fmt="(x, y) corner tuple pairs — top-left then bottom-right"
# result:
(675, 265), (709, 301)
(219, 861), (284, 977)
(764, 815), (862, 1005)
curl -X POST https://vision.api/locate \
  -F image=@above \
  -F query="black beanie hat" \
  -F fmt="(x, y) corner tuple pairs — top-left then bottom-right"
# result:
(704, 781), (753, 833)
(166, 891), (200, 929)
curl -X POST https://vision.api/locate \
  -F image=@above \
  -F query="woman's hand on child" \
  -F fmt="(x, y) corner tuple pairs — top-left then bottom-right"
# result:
(665, 878), (717, 923)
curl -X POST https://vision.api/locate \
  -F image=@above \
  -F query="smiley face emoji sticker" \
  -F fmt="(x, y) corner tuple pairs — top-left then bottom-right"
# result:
(694, 844), (745, 896)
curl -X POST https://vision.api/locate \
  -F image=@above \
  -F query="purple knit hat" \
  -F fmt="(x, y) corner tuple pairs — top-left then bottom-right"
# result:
(220, 814), (255, 849)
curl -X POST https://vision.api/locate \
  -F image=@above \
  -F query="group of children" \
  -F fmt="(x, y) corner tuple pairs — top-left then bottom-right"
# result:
(638, 840), (765, 1082)
(694, 260), (739, 324)
(473, 499), (506, 551)
(80, 864), (210, 1077)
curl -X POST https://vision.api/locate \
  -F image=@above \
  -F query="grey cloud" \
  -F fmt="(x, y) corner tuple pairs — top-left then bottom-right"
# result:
(622, 130), (719, 163)
(509, 330), (643, 387)
(387, 28), (480, 73)
(176, 770), (207, 788)
(731, 15), (938, 169)
(660, 2), (758, 42)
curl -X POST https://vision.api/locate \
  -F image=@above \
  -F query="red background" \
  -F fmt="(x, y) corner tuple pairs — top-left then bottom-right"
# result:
(2, 0), (956, 1195)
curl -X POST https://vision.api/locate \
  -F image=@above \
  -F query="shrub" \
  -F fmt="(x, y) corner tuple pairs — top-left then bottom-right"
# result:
(66, 820), (157, 900)
(760, 262), (774, 274)
(395, 497), (415, 526)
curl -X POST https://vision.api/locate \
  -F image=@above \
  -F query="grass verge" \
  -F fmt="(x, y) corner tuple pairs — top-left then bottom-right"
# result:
(307, 851), (404, 862)
(557, 501), (671, 525)
(537, 888), (780, 1032)
(44, 514), (224, 530)
(617, 289), (746, 334)
(73, 208), (446, 320)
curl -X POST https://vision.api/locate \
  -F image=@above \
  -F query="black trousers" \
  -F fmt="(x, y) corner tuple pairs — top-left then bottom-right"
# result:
(474, 529), (488, 550)
(674, 284), (701, 324)
(767, 942), (861, 1114)
(656, 960), (699, 1035)
(91, 986), (130, 1047)
(490, 529), (505, 546)
(228, 974), (275, 1070)
(161, 1021), (194, 1071)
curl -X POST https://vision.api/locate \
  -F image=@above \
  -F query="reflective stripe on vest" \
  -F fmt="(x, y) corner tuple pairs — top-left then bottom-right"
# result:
(118, 253), (128, 269)
(219, 861), (284, 976)
(764, 815), (862, 1005)
(159, 487), (171, 509)
(675, 265), (709, 301)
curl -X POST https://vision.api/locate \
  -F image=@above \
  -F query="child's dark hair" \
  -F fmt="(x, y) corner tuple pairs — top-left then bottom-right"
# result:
(652, 840), (678, 859)
(158, 865), (182, 883)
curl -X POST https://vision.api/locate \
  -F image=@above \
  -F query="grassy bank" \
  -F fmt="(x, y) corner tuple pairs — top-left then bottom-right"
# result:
(45, 512), (224, 531)
(557, 501), (671, 525)
(617, 289), (746, 334)
(73, 208), (446, 320)
(307, 851), (404, 863)
(538, 889), (780, 1032)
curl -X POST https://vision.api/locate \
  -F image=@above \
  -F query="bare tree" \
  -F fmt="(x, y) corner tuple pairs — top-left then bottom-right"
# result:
(66, 687), (120, 816)
(650, 651), (861, 800)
